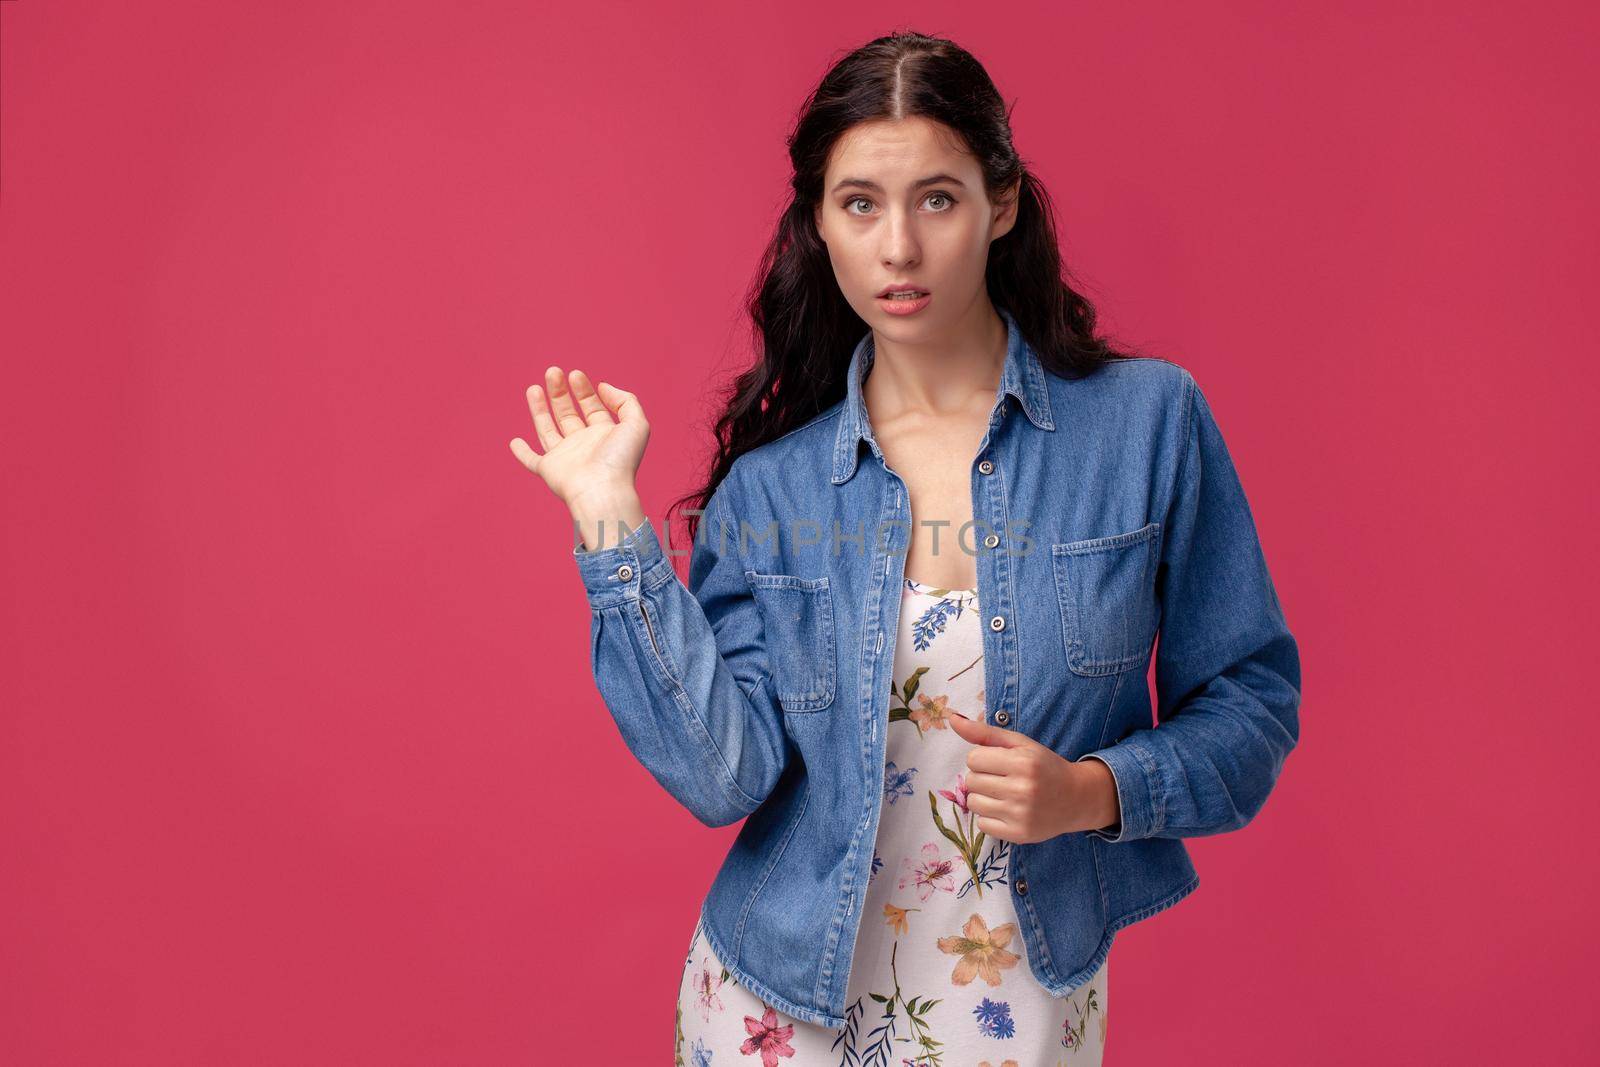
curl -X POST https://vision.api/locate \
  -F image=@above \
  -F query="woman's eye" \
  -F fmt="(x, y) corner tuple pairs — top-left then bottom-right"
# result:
(843, 192), (956, 216)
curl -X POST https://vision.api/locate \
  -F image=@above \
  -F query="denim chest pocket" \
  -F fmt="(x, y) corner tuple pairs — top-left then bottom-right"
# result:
(1050, 521), (1161, 676)
(744, 571), (837, 713)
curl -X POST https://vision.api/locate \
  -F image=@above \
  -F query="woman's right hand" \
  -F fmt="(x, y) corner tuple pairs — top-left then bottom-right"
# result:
(509, 365), (648, 519)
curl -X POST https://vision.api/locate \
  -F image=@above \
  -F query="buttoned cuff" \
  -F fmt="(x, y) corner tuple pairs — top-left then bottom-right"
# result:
(571, 518), (672, 607)
(1077, 742), (1162, 842)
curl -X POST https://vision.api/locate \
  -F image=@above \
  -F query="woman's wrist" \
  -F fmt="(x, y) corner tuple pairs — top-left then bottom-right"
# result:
(1074, 757), (1122, 834)
(569, 485), (647, 552)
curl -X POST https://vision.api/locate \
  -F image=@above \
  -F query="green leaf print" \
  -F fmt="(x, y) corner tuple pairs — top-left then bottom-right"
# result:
(1060, 981), (1104, 1054)
(928, 790), (985, 900)
(888, 667), (932, 733)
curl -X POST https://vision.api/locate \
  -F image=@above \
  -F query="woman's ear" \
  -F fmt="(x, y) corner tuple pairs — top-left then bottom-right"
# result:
(813, 203), (826, 245)
(990, 179), (1021, 242)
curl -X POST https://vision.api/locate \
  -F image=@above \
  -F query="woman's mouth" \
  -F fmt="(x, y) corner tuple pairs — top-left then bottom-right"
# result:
(876, 290), (932, 315)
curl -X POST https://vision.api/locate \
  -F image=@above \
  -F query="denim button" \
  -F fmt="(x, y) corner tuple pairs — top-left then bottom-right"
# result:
(616, 564), (633, 581)
(989, 614), (1005, 631)
(1015, 876), (1029, 895)
(978, 460), (994, 475)
(994, 709), (1010, 726)
(983, 533), (1000, 548)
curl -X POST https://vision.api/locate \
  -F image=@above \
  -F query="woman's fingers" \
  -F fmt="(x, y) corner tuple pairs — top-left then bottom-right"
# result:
(525, 383), (562, 452)
(543, 366), (589, 435)
(507, 436), (541, 476)
(598, 381), (646, 427)
(566, 369), (614, 425)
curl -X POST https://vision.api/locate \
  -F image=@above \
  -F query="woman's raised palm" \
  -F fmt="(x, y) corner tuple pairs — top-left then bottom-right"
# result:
(508, 366), (648, 507)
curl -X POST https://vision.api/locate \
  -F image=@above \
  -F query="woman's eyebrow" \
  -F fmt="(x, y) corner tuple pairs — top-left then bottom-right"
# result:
(830, 173), (968, 194)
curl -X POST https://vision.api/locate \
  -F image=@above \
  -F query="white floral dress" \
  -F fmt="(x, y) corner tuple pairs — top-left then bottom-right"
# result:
(674, 577), (1109, 1067)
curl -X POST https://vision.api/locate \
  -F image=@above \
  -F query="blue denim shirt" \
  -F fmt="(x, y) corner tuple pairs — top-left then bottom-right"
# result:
(570, 306), (1301, 1028)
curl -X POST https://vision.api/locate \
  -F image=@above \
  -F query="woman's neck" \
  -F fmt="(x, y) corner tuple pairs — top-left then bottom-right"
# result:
(864, 300), (1009, 421)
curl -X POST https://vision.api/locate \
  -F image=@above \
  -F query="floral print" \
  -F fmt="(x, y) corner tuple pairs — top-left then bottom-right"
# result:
(935, 912), (1022, 988)
(899, 840), (959, 902)
(676, 578), (1107, 1064)
(882, 761), (918, 804)
(741, 1005), (797, 1065)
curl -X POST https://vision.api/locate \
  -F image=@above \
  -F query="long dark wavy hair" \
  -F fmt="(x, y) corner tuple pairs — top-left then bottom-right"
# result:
(667, 30), (1146, 553)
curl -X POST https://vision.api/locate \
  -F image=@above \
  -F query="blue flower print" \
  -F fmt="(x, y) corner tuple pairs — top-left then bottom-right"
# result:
(690, 1035), (713, 1066)
(909, 599), (962, 651)
(883, 761), (918, 804)
(972, 996), (1016, 1039)
(869, 848), (883, 883)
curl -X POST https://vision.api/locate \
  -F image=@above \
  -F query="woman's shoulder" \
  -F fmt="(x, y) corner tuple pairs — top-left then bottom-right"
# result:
(1045, 355), (1195, 427)
(728, 401), (848, 481)
(1061, 353), (1192, 388)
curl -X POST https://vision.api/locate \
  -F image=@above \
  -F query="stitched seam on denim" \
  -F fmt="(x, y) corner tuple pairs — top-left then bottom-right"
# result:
(1089, 667), (1123, 888)
(1018, 341), (1055, 430)
(732, 776), (809, 962)
(1015, 876), (1058, 983)
(1042, 871), (1200, 997)
(813, 475), (894, 1010)
(634, 595), (679, 687)
(744, 572), (829, 589)
(1109, 870), (1200, 930)
(1130, 740), (1165, 837)
(1056, 521), (1160, 555)
(696, 896), (845, 1029)
(1160, 370), (1199, 567)
(813, 585), (836, 708)
(1050, 550), (1085, 673)
(991, 427), (1019, 731)
(762, 402), (844, 450)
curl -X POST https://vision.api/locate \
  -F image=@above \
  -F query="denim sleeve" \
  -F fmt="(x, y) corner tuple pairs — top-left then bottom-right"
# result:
(571, 469), (789, 828)
(1078, 371), (1302, 841)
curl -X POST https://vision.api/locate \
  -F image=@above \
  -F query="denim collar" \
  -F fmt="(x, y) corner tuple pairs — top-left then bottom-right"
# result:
(830, 304), (1055, 485)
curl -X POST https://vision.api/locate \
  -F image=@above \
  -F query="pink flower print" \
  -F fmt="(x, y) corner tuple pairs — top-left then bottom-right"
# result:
(692, 956), (724, 1022)
(897, 841), (957, 902)
(937, 773), (970, 813)
(740, 1005), (796, 1065)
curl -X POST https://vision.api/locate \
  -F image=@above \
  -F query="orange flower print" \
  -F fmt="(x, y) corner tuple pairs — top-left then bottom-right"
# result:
(882, 902), (919, 936)
(739, 1004), (796, 1065)
(935, 912), (1021, 987)
(909, 692), (957, 733)
(690, 956), (725, 1023)
(898, 841), (958, 902)
(977, 1061), (1020, 1067)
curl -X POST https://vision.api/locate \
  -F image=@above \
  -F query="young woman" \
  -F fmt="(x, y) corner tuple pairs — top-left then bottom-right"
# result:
(510, 31), (1301, 1066)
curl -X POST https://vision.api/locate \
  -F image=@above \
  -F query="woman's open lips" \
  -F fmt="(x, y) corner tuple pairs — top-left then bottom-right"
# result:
(877, 289), (932, 315)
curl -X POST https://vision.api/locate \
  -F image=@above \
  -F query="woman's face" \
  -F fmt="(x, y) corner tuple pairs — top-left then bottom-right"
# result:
(813, 116), (1017, 339)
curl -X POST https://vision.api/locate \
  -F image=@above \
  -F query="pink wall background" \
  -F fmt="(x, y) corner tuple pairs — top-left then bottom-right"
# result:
(3, 1), (1595, 1062)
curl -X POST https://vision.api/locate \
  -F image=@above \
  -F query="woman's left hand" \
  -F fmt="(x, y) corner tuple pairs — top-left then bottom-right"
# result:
(945, 711), (1121, 844)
